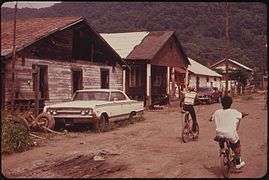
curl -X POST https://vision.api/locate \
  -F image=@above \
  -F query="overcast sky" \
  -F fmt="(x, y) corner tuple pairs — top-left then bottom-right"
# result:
(2, 1), (61, 9)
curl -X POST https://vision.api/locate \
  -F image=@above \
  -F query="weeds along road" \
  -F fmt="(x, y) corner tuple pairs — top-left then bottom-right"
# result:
(2, 94), (267, 178)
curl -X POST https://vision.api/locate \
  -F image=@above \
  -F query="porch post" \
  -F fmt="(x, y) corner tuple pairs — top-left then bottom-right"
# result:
(171, 67), (175, 99)
(167, 66), (171, 104)
(146, 64), (151, 107)
(185, 68), (189, 90)
(122, 69), (126, 93)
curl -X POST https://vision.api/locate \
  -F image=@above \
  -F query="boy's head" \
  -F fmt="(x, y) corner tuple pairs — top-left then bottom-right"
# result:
(221, 96), (233, 109)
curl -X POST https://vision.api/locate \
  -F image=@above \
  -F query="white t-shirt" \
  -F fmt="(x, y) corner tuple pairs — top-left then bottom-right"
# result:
(212, 108), (242, 143)
(184, 91), (197, 105)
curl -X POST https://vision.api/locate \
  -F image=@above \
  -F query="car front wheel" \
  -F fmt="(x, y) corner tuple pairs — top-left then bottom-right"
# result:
(98, 114), (110, 132)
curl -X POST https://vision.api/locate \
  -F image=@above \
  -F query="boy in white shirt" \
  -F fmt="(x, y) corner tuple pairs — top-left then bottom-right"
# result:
(180, 87), (198, 132)
(210, 96), (248, 169)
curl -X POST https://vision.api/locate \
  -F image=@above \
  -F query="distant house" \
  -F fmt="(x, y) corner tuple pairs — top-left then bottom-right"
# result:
(101, 31), (190, 106)
(1, 17), (127, 109)
(175, 58), (222, 91)
(210, 59), (253, 92)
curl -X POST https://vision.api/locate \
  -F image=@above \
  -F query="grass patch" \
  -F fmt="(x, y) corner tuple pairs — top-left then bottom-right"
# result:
(1, 110), (33, 154)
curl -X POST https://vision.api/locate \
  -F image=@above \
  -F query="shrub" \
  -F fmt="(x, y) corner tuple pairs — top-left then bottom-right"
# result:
(1, 110), (33, 154)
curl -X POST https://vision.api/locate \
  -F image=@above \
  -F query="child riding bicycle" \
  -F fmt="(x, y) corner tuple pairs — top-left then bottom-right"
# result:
(180, 86), (198, 132)
(210, 96), (248, 169)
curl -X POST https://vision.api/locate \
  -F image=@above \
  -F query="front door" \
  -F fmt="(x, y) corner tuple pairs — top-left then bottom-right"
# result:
(38, 65), (48, 99)
(101, 68), (109, 89)
(72, 68), (83, 94)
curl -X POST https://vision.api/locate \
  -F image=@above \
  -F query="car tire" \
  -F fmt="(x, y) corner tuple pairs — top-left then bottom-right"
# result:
(98, 114), (110, 132)
(129, 112), (136, 124)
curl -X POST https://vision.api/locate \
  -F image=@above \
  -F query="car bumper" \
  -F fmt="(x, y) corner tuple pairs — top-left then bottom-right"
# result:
(49, 114), (97, 124)
(197, 97), (210, 100)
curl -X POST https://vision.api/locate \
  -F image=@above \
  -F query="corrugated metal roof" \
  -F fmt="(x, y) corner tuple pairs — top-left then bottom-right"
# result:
(188, 58), (222, 77)
(228, 59), (253, 71)
(1, 16), (83, 57)
(101, 31), (175, 60)
(100, 32), (149, 58)
(210, 58), (253, 72)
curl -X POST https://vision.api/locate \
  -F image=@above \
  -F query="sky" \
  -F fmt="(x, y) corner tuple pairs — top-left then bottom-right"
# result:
(2, 1), (61, 9)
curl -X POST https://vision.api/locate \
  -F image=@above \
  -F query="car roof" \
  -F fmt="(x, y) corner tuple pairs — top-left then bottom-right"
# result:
(76, 89), (123, 93)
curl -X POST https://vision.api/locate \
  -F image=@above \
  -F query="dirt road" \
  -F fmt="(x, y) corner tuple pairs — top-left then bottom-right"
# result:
(1, 94), (267, 178)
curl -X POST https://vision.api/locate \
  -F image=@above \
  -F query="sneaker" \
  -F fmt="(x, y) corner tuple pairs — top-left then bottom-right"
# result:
(235, 161), (246, 169)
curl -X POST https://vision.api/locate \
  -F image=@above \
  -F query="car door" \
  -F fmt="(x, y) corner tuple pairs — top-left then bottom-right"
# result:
(111, 91), (130, 118)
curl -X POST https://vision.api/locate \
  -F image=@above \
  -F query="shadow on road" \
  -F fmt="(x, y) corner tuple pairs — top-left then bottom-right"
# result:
(203, 164), (222, 178)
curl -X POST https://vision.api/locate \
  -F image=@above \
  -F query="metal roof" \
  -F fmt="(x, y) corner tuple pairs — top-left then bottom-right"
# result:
(100, 32), (149, 58)
(210, 58), (253, 72)
(188, 58), (222, 77)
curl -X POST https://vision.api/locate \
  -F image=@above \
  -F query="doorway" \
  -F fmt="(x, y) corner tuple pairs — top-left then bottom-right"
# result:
(101, 68), (109, 89)
(38, 65), (48, 99)
(72, 68), (83, 94)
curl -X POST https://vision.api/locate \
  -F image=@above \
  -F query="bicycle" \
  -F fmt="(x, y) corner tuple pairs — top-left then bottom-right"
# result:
(181, 110), (199, 143)
(213, 113), (248, 178)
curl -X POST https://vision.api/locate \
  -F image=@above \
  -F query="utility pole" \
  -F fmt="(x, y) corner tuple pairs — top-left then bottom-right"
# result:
(224, 1), (230, 96)
(11, 1), (18, 114)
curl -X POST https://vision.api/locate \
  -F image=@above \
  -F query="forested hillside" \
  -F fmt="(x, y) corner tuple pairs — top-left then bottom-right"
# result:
(1, 2), (267, 73)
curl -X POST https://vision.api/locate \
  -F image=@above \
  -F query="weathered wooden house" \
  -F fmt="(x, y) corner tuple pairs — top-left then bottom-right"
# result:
(101, 31), (190, 106)
(210, 58), (253, 92)
(1, 17), (127, 109)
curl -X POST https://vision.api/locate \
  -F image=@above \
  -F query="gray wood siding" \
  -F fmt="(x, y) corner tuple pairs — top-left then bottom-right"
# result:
(4, 57), (123, 106)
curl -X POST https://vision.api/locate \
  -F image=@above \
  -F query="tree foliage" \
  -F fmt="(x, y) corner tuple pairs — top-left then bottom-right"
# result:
(1, 2), (267, 74)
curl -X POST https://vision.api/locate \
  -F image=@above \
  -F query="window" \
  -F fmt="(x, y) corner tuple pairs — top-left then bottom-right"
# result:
(206, 77), (209, 82)
(110, 92), (126, 101)
(214, 77), (217, 81)
(196, 76), (200, 89)
(129, 66), (142, 87)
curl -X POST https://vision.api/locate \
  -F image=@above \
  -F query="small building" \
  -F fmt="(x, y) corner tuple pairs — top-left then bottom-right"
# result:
(101, 31), (190, 106)
(175, 58), (222, 91)
(1, 17), (127, 110)
(210, 59), (253, 92)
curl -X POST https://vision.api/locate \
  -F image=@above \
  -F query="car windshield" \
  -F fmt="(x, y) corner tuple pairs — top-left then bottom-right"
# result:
(73, 91), (109, 101)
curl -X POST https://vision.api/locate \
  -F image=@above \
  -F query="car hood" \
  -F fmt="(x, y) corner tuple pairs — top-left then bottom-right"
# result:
(45, 100), (112, 109)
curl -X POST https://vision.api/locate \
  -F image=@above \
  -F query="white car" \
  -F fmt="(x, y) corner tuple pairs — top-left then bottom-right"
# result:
(42, 89), (144, 132)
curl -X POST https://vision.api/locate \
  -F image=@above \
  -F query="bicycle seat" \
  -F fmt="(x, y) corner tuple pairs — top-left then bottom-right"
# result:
(214, 136), (228, 142)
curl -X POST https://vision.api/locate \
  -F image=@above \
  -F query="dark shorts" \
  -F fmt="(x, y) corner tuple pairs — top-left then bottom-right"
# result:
(219, 139), (241, 154)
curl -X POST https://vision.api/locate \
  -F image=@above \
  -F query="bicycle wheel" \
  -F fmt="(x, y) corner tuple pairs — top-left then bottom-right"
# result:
(182, 114), (191, 143)
(192, 123), (199, 139)
(220, 152), (230, 178)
